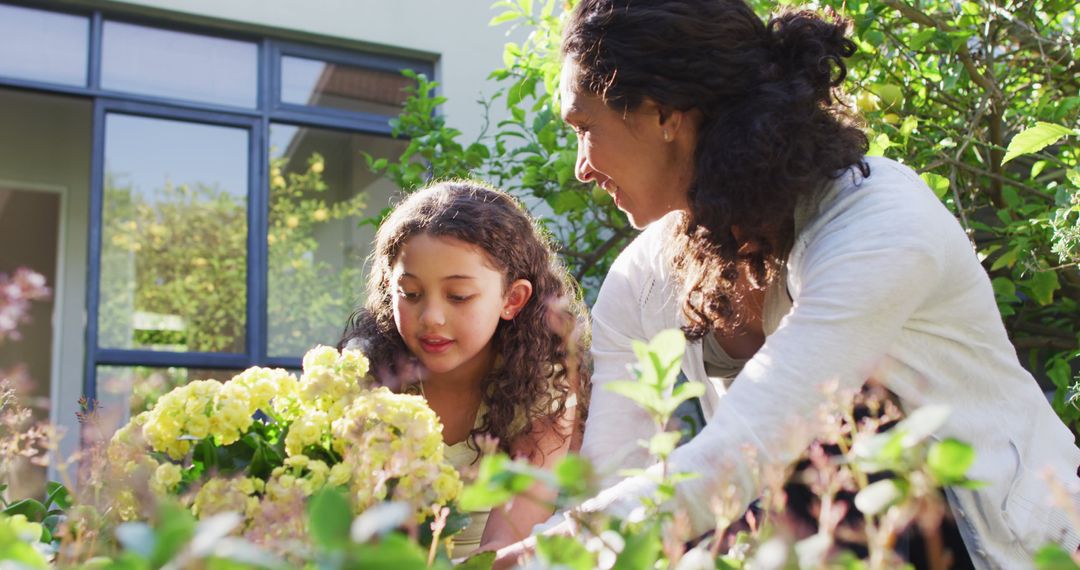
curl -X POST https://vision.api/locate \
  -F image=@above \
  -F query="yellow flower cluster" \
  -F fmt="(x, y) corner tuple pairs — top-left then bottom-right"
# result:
(284, 346), (371, 456)
(331, 387), (462, 520)
(192, 477), (265, 519)
(105, 344), (461, 535)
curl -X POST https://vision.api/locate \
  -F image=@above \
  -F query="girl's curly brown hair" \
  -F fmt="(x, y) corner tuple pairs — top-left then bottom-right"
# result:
(564, 0), (869, 339)
(339, 181), (590, 457)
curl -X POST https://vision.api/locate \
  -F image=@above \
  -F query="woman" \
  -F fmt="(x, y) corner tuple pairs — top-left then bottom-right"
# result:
(532, 0), (1078, 566)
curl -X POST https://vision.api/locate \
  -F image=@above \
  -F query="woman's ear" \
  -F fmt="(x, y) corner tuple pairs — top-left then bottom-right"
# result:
(501, 279), (534, 320)
(641, 97), (688, 143)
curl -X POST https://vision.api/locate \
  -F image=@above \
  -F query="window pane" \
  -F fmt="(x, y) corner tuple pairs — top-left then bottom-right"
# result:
(267, 124), (407, 357)
(102, 21), (257, 108)
(281, 56), (413, 115)
(97, 365), (244, 420)
(99, 114), (248, 353)
(0, 4), (88, 86)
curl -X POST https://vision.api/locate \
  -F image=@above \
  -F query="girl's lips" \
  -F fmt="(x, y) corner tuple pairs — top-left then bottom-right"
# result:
(419, 337), (453, 354)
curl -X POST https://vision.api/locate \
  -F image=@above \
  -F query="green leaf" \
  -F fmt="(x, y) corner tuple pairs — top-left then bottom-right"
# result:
(308, 487), (352, 550)
(648, 329), (687, 367)
(647, 431), (683, 457)
(149, 502), (196, 567)
(536, 534), (595, 570)
(927, 438), (976, 485)
(612, 524), (662, 570)
(1023, 270), (1060, 306)
(458, 455), (539, 511)
(351, 533), (429, 570)
(458, 484), (514, 512)
(920, 172), (950, 199)
(854, 479), (904, 515)
(457, 551), (496, 570)
(604, 381), (660, 410)
(45, 481), (72, 510)
(851, 430), (905, 472)
(3, 499), (45, 521)
(553, 455), (593, 497)
(0, 541), (48, 569)
(908, 29), (937, 51)
(489, 11), (520, 27)
(1033, 544), (1080, 569)
(1031, 160), (1049, 180)
(1002, 122), (1075, 164)
(990, 246), (1020, 271)
(991, 276), (1018, 301)
(1067, 168), (1080, 189)
(867, 132), (891, 157)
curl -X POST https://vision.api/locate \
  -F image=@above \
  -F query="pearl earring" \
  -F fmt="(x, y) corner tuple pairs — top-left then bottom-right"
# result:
(663, 130), (671, 142)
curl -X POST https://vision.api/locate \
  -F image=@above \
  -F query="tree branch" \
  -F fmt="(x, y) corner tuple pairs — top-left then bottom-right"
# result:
(941, 157), (1054, 202)
(1012, 336), (1078, 351)
(881, 0), (1004, 100)
(570, 225), (634, 283)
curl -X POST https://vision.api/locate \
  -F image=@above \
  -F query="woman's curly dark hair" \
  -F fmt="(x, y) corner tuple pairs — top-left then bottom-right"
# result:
(339, 181), (590, 458)
(563, 0), (869, 339)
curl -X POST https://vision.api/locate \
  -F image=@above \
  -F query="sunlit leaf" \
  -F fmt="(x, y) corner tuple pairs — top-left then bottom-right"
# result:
(927, 438), (976, 485)
(1003, 122), (1075, 164)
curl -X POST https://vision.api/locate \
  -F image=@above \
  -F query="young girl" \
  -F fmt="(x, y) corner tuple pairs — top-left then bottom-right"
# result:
(338, 180), (588, 557)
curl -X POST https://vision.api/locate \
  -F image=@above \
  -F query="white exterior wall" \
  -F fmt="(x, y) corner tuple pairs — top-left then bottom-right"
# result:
(95, 0), (520, 142)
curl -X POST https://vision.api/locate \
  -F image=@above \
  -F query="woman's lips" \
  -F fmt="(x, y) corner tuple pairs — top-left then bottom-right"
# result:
(601, 180), (623, 209)
(419, 336), (453, 354)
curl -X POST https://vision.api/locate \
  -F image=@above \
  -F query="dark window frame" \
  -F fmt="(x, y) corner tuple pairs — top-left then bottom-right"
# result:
(0, 0), (434, 402)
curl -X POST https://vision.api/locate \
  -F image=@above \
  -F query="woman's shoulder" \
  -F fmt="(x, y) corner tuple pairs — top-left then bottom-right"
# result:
(798, 157), (959, 248)
(594, 214), (683, 329)
(603, 213), (680, 289)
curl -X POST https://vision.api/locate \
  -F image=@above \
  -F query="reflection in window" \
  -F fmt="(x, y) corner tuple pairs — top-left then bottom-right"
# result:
(281, 56), (413, 115)
(102, 20), (257, 108)
(0, 4), (88, 86)
(99, 114), (248, 353)
(267, 124), (407, 357)
(97, 365), (242, 420)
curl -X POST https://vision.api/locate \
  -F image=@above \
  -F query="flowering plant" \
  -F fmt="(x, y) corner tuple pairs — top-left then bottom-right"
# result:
(104, 345), (462, 546)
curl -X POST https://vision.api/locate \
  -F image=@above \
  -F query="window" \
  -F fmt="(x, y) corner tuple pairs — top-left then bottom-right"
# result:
(99, 114), (250, 353)
(0, 2), (434, 440)
(281, 55), (413, 115)
(0, 4), (88, 86)
(101, 20), (258, 108)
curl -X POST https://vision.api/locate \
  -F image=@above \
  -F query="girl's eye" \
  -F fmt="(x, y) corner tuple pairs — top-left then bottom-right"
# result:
(398, 288), (420, 301)
(448, 294), (475, 303)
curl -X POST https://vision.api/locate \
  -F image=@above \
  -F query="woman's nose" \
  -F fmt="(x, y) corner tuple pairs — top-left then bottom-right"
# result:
(575, 145), (594, 184)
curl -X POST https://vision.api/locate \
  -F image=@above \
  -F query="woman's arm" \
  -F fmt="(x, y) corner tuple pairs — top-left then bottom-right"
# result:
(579, 227), (668, 487)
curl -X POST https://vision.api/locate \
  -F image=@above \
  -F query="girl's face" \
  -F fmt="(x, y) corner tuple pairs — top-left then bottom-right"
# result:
(560, 58), (697, 229)
(391, 233), (530, 378)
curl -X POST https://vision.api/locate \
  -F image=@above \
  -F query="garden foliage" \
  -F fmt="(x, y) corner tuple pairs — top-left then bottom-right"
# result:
(369, 0), (1080, 436)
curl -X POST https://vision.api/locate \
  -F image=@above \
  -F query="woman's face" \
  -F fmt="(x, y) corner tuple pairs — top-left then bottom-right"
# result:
(559, 58), (696, 228)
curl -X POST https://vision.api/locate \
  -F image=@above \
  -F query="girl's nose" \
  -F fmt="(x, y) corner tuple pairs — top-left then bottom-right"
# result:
(419, 302), (446, 327)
